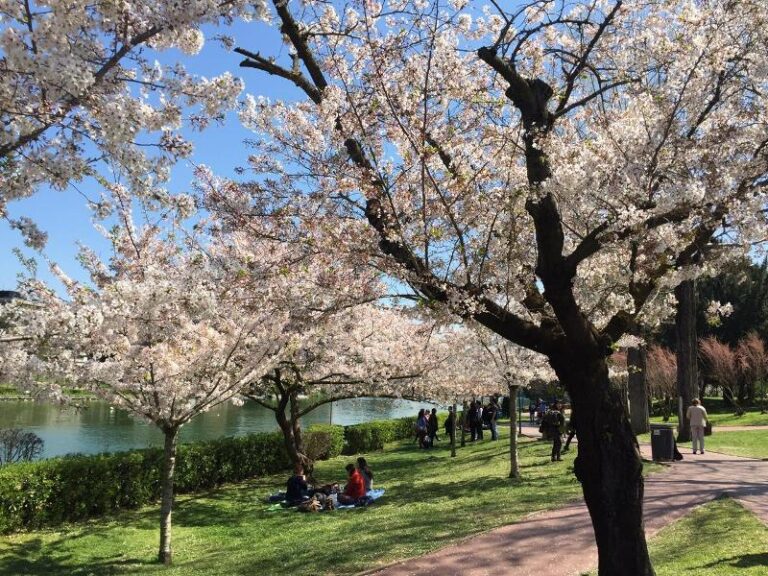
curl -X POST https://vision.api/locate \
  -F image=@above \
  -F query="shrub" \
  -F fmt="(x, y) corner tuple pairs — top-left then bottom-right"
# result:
(343, 416), (415, 454)
(304, 425), (344, 461)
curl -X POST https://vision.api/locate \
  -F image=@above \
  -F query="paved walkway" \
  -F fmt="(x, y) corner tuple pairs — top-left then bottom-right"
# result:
(365, 443), (768, 576)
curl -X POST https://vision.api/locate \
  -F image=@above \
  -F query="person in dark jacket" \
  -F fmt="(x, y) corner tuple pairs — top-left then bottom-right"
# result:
(444, 406), (456, 439)
(467, 402), (479, 441)
(286, 464), (311, 505)
(428, 407), (439, 446)
(541, 402), (566, 462)
(357, 456), (374, 491)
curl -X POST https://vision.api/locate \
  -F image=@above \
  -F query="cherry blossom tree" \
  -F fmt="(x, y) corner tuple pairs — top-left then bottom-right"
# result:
(736, 331), (768, 407)
(229, 1), (768, 572)
(246, 303), (451, 479)
(0, 0), (264, 246)
(4, 206), (346, 563)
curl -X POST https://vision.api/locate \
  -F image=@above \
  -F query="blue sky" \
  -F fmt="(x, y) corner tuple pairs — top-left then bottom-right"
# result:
(0, 17), (304, 291)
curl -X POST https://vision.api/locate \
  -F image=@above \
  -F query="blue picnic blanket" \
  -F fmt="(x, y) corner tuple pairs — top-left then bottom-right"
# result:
(266, 488), (385, 511)
(336, 488), (386, 509)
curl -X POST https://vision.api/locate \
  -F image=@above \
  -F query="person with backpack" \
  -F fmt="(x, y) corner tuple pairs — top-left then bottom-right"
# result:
(541, 401), (566, 462)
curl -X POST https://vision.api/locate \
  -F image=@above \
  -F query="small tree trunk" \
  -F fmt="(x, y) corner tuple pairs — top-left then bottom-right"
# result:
(460, 402), (466, 448)
(627, 347), (650, 435)
(450, 402), (457, 458)
(159, 426), (179, 565)
(508, 384), (520, 479)
(552, 352), (655, 576)
(675, 280), (697, 443)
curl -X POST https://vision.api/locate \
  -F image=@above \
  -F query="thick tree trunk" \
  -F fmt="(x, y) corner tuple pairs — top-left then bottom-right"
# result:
(552, 352), (654, 576)
(627, 347), (650, 435)
(275, 404), (313, 482)
(159, 426), (179, 565)
(675, 280), (698, 443)
(508, 384), (520, 479)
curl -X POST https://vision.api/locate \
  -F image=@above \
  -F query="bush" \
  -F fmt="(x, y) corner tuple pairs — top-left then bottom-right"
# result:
(343, 416), (415, 454)
(304, 425), (344, 461)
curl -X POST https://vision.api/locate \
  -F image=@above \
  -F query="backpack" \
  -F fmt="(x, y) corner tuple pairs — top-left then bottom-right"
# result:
(542, 410), (560, 429)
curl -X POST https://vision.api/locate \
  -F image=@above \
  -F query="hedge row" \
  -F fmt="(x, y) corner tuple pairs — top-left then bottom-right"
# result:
(0, 417), (413, 533)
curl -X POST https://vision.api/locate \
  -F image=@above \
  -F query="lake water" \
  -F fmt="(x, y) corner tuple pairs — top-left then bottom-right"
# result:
(0, 397), (435, 460)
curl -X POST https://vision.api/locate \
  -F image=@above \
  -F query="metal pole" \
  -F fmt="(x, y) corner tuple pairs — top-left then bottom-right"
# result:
(518, 388), (523, 435)
(329, 400), (333, 425)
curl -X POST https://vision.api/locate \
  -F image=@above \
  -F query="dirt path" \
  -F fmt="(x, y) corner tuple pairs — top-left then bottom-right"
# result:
(363, 443), (768, 576)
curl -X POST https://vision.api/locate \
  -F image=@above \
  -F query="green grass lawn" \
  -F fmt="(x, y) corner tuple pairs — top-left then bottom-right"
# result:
(650, 410), (768, 427)
(637, 427), (768, 459)
(647, 498), (768, 575)
(676, 430), (768, 460)
(0, 427), (597, 576)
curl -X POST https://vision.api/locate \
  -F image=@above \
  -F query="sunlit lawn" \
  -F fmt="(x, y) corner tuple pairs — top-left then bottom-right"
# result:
(648, 498), (768, 575)
(675, 430), (768, 460)
(0, 425), (595, 576)
(650, 410), (768, 427)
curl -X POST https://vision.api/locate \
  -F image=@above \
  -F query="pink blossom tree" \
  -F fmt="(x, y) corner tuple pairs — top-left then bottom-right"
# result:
(228, 1), (768, 572)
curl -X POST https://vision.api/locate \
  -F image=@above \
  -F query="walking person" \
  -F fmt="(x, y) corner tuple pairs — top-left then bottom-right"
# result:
(468, 402), (479, 441)
(686, 398), (709, 454)
(541, 401), (565, 462)
(562, 408), (576, 453)
(486, 398), (500, 441)
(428, 407), (439, 446)
(416, 409), (428, 448)
(475, 401), (485, 440)
(444, 406), (455, 439)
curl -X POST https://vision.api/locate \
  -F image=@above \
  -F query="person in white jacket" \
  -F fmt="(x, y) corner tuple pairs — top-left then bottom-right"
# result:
(686, 398), (709, 454)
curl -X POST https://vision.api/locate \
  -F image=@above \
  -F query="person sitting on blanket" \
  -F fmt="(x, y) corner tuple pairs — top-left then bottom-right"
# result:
(338, 463), (366, 505)
(286, 463), (312, 505)
(357, 456), (374, 491)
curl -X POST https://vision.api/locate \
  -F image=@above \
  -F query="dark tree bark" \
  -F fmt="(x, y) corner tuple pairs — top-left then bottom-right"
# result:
(675, 280), (698, 442)
(159, 426), (179, 565)
(551, 350), (653, 576)
(627, 347), (650, 435)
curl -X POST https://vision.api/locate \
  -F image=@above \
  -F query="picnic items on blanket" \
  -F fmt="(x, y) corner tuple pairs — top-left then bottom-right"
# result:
(267, 488), (385, 512)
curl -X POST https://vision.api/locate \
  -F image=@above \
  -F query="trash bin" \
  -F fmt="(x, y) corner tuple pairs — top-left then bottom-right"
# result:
(650, 424), (676, 461)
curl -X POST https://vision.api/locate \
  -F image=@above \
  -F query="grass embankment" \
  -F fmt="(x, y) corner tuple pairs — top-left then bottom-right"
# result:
(0, 424), (592, 576)
(650, 397), (768, 427)
(586, 497), (768, 576)
(647, 498), (768, 575)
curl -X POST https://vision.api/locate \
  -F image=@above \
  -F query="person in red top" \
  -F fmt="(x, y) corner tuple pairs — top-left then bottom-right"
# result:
(338, 463), (366, 505)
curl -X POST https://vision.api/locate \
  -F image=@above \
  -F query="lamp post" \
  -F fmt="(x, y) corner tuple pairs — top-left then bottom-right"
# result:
(518, 387), (523, 435)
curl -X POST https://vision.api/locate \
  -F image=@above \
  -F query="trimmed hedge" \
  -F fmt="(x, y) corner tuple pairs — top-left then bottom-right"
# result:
(343, 416), (415, 454)
(0, 417), (416, 533)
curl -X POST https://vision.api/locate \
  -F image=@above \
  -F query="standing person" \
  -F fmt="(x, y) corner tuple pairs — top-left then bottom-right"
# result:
(338, 463), (366, 505)
(444, 406), (455, 438)
(487, 399), (500, 441)
(357, 457), (374, 492)
(529, 401), (536, 424)
(416, 409), (428, 448)
(428, 407), (439, 446)
(686, 398), (709, 454)
(476, 401), (485, 440)
(562, 410), (577, 453)
(467, 402), (479, 441)
(542, 402), (566, 462)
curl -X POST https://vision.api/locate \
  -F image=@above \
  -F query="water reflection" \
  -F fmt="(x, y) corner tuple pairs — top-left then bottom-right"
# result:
(0, 397), (437, 459)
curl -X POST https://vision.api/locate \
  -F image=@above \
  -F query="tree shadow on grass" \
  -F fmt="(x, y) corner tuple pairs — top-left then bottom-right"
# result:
(0, 535), (156, 576)
(702, 552), (768, 569)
